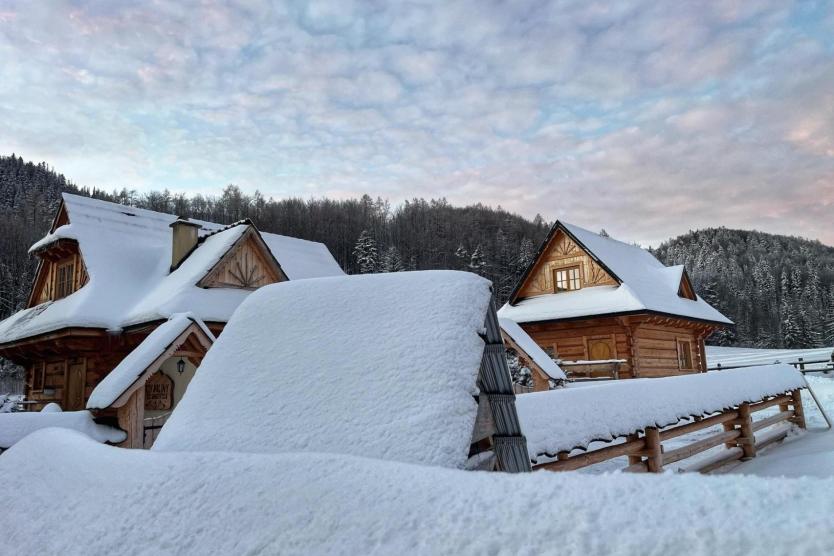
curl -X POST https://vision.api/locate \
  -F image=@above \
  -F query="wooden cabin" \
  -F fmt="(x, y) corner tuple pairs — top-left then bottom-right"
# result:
(0, 194), (344, 447)
(498, 221), (732, 379)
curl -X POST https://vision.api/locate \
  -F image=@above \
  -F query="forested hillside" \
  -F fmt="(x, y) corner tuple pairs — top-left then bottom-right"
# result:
(654, 229), (834, 349)
(1, 154), (833, 374)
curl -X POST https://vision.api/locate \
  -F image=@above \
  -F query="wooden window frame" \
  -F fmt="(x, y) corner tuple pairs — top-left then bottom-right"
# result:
(677, 339), (694, 370)
(31, 362), (45, 392)
(553, 264), (582, 293)
(54, 259), (76, 300)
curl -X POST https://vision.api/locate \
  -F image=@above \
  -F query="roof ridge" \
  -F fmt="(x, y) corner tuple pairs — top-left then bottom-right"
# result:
(196, 219), (253, 244)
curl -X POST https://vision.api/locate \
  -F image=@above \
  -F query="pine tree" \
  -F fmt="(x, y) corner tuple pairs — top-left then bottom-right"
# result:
(353, 230), (379, 274)
(468, 244), (487, 275)
(454, 244), (469, 269)
(381, 246), (404, 273)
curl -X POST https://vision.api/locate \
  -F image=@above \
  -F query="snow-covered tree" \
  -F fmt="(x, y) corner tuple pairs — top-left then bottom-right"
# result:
(353, 230), (380, 274)
(468, 244), (487, 274)
(381, 245), (405, 273)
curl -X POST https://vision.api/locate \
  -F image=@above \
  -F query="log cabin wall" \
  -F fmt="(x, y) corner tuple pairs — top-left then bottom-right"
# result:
(521, 314), (713, 379)
(521, 317), (634, 378)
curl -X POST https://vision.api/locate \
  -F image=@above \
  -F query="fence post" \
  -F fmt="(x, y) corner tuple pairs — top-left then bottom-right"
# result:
(644, 427), (663, 473)
(626, 433), (641, 466)
(737, 403), (756, 460)
(798, 358), (805, 372)
(790, 389), (806, 429)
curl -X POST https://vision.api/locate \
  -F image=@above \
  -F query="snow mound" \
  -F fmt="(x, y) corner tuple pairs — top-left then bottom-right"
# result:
(0, 411), (125, 449)
(3, 428), (834, 555)
(518, 364), (807, 458)
(153, 271), (492, 469)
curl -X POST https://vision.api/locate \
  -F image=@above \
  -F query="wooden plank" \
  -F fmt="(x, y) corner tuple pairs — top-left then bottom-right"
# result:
(117, 387), (145, 449)
(662, 430), (740, 466)
(660, 411), (738, 441)
(754, 430), (788, 452)
(751, 410), (794, 433)
(535, 438), (646, 472)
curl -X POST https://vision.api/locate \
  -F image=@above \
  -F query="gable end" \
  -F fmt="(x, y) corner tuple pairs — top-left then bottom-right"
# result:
(198, 227), (287, 289)
(510, 222), (619, 303)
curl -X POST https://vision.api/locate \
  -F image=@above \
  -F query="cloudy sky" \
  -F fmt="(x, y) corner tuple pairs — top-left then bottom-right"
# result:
(1, 1), (833, 245)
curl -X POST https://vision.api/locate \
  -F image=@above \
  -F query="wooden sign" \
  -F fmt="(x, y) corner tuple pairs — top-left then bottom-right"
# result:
(145, 371), (174, 411)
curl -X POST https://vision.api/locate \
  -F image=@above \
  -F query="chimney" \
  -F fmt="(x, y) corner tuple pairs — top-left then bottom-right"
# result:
(169, 217), (200, 270)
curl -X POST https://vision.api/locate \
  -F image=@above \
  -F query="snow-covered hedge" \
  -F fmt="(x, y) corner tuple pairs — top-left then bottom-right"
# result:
(2, 429), (834, 554)
(0, 410), (125, 449)
(517, 364), (806, 458)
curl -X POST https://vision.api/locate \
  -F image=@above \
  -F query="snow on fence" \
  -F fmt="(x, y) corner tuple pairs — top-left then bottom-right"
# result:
(516, 364), (807, 473)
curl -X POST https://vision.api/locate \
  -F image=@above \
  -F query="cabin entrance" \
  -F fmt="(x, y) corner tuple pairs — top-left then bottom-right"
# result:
(142, 357), (198, 448)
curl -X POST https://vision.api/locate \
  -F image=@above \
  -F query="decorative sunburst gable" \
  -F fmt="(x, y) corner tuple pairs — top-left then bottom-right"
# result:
(678, 269), (697, 300)
(197, 226), (287, 290)
(512, 224), (618, 302)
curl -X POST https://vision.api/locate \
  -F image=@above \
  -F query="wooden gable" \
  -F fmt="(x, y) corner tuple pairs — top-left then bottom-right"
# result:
(515, 228), (617, 300)
(678, 269), (697, 300)
(198, 227), (287, 289)
(27, 202), (90, 308)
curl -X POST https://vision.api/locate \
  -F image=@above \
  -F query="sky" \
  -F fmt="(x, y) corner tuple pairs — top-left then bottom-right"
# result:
(1, 1), (833, 246)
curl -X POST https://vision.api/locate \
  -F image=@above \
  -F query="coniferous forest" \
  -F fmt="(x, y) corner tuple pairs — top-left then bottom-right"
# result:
(1, 152), (833, 384)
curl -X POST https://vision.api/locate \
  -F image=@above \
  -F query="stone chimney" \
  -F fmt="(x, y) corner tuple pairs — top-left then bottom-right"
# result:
(169, 217), (200, 269)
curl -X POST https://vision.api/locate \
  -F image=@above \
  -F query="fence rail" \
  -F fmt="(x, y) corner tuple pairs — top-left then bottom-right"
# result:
(708, 352), (834, 373)
(534, 388), (806, 474)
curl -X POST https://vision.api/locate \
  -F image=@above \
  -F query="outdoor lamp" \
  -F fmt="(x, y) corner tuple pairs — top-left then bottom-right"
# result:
(177, 358), (186, 374)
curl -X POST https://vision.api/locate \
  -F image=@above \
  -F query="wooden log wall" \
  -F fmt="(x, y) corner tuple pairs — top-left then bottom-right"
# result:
(534, 389), (806, 474)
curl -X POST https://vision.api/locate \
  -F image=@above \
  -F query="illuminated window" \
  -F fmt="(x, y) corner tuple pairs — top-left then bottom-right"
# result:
(553, 266), (581, 292)
(55, 261), (75, 299)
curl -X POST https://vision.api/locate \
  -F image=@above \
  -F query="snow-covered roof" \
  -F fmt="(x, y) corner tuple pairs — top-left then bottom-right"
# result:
(499, 318), (566, 380)
(86, 313), (215, 410)
(0, 193), (344, 344)
(516, 364), (806, 459)
(500, 221), (732, 325)
(4, 428), (834, 554)
(153, 271), (493, 469)
(0, 410), (125, 449)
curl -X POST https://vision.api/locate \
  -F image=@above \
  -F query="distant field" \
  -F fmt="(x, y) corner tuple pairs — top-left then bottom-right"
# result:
(707, 346), (834, 370)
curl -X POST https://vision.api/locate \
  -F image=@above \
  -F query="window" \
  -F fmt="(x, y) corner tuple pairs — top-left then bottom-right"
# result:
(54, 261), (75, 299)
(553, 265), (581, 292)
(31, 362), (45, 391)
(677, 340), (693, 370)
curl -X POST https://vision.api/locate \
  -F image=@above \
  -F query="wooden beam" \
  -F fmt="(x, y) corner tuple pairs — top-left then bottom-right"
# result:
(535, 438), (646, 472)
(644, 427), (663, 473)
(737, 403), (756, 460)
(117, 387), (144, 449)
(659, 411), (737, 442)
(751, 410), (794, 433)
(662, 429), (740, 466)
(790, 389), (806, 429)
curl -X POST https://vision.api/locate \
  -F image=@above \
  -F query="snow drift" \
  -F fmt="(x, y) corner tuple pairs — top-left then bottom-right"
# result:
(2, 429), (834, 555)
(153, 271), (493, 469)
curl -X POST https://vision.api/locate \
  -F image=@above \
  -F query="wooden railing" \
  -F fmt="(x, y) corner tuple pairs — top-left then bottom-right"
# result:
(559, 359), (626, 381)
(534, 388), (806, 474)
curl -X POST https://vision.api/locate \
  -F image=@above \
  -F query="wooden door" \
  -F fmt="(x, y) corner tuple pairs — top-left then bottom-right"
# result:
(64, 358), (86, 410)
(587, 338), (615, 361)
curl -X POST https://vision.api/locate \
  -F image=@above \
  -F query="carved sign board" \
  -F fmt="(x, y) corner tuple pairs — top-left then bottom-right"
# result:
(145, 371), (174, 411)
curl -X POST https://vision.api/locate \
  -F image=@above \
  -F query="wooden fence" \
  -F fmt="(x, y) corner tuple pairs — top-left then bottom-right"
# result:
(534, 388), (806, 474)
(709, 352), (834, 373)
